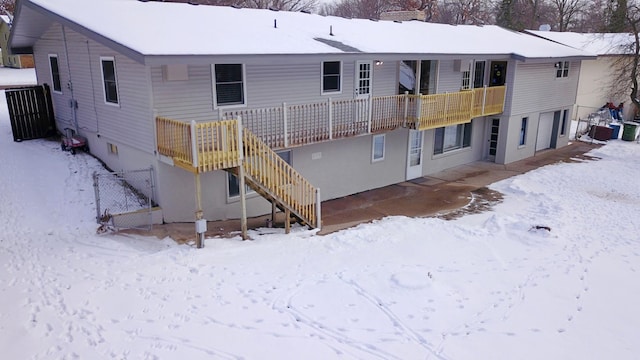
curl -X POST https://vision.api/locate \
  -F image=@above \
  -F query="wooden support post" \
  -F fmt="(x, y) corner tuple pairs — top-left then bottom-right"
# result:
(237, 116), (247, 240)
(285, 208), (291, 234)
(403, 91), (409, 127)
(328, 98), (333, 140)
(283, 102), (289, 148)
(194, 173), (204, 248)
(482, 85), (487, 115)
(415, 93), (422, 130)
(190, 120), (198, 170)
(271, 202), (276, 224)
(367, 95), (372, 133)
(315, 188), (321, 231)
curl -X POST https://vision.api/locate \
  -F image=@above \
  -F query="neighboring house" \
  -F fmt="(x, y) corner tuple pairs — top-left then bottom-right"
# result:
(1, 13), (34, 68)
(526, 30), (635, 122)
(9, 0), (593, 226)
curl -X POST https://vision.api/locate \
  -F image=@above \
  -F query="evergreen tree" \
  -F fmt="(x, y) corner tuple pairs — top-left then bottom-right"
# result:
(607, 0), (628, 32)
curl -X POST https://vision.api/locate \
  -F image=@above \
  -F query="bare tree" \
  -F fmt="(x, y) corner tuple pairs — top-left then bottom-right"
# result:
(325, 0), (391, 19)
(625, 2), (640, 115)
(440, 0), (492, 24)
(550, 0), (585, 31)
(168, 0), (318, 12)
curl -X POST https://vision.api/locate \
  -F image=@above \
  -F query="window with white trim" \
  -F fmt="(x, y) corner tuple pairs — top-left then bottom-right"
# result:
(48, 54), (62, 93)
(555, 61), (569, 78)
(519, 117), (528, 146)
(322, 61), (341, 94)
(372, 134), (385, 162)
(214, 64), (246, 107)
(100, 57), (119, 105)
(434, 122), (472, 155)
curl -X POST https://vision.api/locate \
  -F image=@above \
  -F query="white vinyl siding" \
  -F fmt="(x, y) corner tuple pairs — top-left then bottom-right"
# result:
(436, 60), (462, 93)
(33, 24), (155, 153)
(510, 61), (579, 115)
(151, 58), (396, 123)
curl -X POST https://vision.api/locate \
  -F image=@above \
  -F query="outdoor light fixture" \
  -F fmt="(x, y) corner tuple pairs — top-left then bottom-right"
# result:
(375, 60), (384, 65)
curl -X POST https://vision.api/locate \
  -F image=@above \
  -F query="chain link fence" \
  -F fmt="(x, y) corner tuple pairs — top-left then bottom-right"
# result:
(93, 167), (156, 231)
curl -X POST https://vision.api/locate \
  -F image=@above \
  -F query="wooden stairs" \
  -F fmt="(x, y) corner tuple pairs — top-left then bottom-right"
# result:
(156, 117), (320, 231)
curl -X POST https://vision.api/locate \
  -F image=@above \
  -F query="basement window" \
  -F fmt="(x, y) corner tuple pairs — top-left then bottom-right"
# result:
(434, 122), (472, 155)
(372, 134), (385, 162)
(108, 143), (118, 155)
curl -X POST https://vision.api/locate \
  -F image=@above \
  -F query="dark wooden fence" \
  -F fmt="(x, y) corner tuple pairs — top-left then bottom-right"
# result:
(5, 84), (57, 142)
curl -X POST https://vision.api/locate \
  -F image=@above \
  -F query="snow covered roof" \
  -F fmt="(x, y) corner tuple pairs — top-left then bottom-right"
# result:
(10, 0), (594, 64)
(526, 30), (634, 56)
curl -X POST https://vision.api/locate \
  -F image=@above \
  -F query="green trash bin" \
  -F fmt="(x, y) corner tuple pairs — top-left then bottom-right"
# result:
(622, 122), (639, 141)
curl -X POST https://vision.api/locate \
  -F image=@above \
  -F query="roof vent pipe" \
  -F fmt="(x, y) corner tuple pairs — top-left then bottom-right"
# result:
(330, 25), (333, 36)
(274, 19), (277, 28)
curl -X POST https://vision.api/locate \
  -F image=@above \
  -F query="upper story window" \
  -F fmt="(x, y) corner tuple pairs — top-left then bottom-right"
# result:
(214, 64), (246, 107)
(556, 61), (569, 78)
(100, 57), (119, 105)
(322, 61), (341, 94)
(48, 54), (62, 93)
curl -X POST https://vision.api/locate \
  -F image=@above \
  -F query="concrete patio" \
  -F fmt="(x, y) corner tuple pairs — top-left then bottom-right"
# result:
(123, 141), (602, 243)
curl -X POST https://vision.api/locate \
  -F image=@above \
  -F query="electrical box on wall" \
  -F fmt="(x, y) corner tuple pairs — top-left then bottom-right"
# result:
(453, 59), (471, 72)
(163, 64), (189, 81)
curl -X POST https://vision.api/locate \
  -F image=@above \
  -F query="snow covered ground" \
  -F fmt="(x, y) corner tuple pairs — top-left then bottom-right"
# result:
(1, 68), (640, 359)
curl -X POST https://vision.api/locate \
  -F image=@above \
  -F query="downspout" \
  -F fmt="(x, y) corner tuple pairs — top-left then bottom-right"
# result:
(62, 25), (79, 133)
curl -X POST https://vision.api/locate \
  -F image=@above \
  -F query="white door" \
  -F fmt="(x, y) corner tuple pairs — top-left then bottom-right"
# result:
(406, 130), (424, 180)
(536, 112), (554, 151)
(355, 61), (372, 99)
(354, 61), (372, 126)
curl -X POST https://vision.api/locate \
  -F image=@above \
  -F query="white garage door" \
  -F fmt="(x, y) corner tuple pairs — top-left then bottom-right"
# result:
(536, 112), (554, 151)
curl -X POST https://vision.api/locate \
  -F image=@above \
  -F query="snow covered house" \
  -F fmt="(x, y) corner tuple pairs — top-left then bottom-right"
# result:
(9, 0), (593, 227)
(526, 30), (635, 122)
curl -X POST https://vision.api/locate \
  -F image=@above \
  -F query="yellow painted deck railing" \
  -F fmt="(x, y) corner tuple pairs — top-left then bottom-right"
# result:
(408, 86), (506, 131)
(156, 117), (193, 167)
(243, 129), (318, 228)
(194, 120), (241, 173)
(155, 116), (319, 228)
(156, 117), (241, 172)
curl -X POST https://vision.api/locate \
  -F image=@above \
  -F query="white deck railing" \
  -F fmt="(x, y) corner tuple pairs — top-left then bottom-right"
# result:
(221, 86), (506, 149)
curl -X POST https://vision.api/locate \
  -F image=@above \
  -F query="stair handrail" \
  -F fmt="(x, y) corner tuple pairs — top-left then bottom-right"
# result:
(242, 128), (318, 228)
